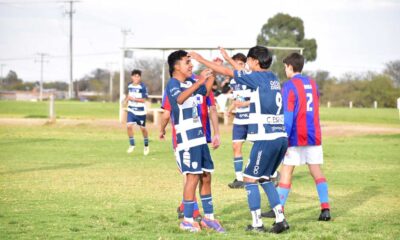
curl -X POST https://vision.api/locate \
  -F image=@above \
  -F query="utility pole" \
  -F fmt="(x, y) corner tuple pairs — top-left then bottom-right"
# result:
(35, 53), (49, 101)
(119, 28), (131, 122)
(65, 1), (78, 99)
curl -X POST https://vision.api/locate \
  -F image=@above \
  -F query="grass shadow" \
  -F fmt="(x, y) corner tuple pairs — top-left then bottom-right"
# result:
(287, 186), (381, 223)
(0, 162), (94, 175)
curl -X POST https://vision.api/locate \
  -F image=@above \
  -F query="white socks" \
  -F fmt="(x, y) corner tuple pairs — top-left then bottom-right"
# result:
(236, 172), (243, 181)
(273, 204), (285, 223)
(184, 217), (194, 223)
(251, 209), (263, 227)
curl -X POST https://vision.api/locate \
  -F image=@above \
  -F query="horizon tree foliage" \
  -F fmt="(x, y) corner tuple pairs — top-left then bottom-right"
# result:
(257, 13), (317, 80)
(384, 60), (400, 88)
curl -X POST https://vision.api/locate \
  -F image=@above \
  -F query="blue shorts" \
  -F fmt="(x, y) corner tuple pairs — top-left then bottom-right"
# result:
(127, 112), (146, 127)
(232, 124), (248, 142)
(244, 137), (288, 180)
(175, 144), (214, 175)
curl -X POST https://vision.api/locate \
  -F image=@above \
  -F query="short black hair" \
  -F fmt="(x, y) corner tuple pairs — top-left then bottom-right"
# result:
(131, 69), (141, 76)
(247, 46), (273, 69)
(232, 53), (246, 63)
(167, 50), (188, 77)
(283, 53), (304, 73)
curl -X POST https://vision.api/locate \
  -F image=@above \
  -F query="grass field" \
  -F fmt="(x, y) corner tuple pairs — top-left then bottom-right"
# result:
(0, 101), (400, 239)
(0, 100), (399, 125)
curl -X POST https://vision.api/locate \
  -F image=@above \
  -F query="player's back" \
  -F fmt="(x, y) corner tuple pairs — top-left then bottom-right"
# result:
(233, 70), (286, 141)
(283, 74), (321, 146)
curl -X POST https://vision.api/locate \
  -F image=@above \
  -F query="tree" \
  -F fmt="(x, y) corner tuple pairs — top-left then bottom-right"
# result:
(384, 60), (400, 88)
(257, 13), (317, 80)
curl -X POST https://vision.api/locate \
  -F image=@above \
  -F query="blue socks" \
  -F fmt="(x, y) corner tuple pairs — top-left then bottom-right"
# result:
(260, 181), (280, 208)
(129, 137), (135, 146)
(315, 178), (330, 209)
(245, 183), (261, 211)
(276, 183), (291, 207)
(183, 200), (194, 219)
(144, 137), (149, 147)
(233, 157), (243, 172)
(200, 194), (213, 214)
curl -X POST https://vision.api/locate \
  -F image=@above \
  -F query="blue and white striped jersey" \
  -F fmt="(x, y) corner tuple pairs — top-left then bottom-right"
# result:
(165, 78), (208, 151)
(229, 78), (252, 125)
(233, 70), (287, 141)
(127, 82), (148, 116)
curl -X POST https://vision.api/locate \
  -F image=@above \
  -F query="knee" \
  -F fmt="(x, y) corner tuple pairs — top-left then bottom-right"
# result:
(201, 172), (212, 185)
(232, 144), (241, 155)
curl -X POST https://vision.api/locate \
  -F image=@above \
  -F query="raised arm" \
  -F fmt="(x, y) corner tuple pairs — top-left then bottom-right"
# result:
(219, 47), (243, 70)
(189, 52), (234, 77)
(176, 69), (213, 104)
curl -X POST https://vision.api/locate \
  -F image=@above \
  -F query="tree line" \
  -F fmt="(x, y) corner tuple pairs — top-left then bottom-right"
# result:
(1, 13), (399, 107)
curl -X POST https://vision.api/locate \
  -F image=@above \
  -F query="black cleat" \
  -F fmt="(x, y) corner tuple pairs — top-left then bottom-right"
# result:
(177, 206), (184, 219)
(318, 209), (331, 221)
(261, 209), (276, 218)
(245, 224), (266, 232)
(228, 179), (245, 189)
(269, 220), (290, 234)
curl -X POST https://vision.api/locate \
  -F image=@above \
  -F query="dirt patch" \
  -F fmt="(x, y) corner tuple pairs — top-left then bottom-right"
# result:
(0, 118), (399, 137)
(321, 122), (400, 137)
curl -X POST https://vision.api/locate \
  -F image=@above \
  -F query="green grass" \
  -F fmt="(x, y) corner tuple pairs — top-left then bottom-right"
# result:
(320, 107), (400, 125)
(0, 122), (399, 239)
(1, 100), (399, 125)
(0, 100), (119, 119)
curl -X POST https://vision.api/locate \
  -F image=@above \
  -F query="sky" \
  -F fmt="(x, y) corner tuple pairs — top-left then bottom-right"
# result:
(0, 0), (399, 83)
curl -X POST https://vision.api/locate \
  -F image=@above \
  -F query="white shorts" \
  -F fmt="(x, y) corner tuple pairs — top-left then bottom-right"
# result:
(283, 145), (323, 166)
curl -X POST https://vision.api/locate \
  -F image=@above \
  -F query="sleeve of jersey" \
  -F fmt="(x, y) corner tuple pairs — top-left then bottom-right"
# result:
(161, 92), (171, 111)
(233, 70), (257, 90)
(282, 84), (296, 136)
(207, 91), (216, 106)
(167, 80), (181, 104)
(194, 84), (207, 96)
(142, 84), (149, 98)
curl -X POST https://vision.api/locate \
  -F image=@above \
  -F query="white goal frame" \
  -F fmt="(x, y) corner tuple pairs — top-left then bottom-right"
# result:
(119, 46), (304, 122)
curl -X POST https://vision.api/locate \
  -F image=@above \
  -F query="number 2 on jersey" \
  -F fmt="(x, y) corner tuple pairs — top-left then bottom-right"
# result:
(306, 93), (313, 111)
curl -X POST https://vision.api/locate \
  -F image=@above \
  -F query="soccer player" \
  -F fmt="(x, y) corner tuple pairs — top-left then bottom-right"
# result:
(262, 53), (331, 221)
(190, 46), (290, 233)
(160, 73), (221, 221)
(224, 53), (251, 189)
(125, 69), (150, 156)
(161, 50), (224, 233)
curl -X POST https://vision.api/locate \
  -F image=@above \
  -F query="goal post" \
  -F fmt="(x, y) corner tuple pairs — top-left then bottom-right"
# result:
(118, 46), (304, 122)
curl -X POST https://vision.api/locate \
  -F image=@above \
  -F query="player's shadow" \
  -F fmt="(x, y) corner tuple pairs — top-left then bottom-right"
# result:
(216, 185), (380, 229)
(286, 185), (381, 223)
(0, 163), (94, 175)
